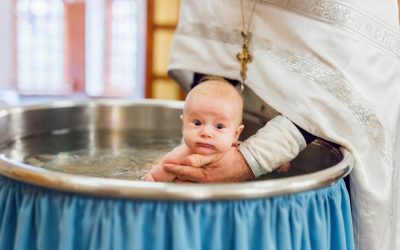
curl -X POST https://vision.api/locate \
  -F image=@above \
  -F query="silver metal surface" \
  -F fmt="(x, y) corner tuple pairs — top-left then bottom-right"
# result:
(0, 99), (353, 200)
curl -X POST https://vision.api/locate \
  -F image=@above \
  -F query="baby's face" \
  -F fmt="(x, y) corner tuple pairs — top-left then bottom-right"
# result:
(182, 95), (243, 155)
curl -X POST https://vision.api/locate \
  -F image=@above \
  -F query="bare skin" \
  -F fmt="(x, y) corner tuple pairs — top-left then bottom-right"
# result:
(144, 78), (247, 182)
(144, 78), (291, 183)
(163, 147), (291, 183)
(163, 146), (255, 183)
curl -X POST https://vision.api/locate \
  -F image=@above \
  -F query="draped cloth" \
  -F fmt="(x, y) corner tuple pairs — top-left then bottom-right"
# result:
(0, 175), (353, 250)
(167, 0), (400, 249)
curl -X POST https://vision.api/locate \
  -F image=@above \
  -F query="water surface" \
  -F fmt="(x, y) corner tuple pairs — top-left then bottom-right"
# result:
(0, 129), (181, 180)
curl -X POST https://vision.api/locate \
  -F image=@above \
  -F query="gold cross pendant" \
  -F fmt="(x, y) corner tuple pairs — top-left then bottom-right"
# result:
(236, 31), (253, 92)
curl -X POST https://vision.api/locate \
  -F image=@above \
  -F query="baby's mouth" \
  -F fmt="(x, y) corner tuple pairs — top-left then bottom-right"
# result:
(196, 142), (215, 149)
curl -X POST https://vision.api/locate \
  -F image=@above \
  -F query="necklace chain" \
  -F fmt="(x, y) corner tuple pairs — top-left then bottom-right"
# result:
(240, 0), (257, 35)
(237, 0), (258, 92)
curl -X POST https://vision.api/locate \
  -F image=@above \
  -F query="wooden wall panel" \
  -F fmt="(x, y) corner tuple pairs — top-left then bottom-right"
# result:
(146, 0), (181, 99)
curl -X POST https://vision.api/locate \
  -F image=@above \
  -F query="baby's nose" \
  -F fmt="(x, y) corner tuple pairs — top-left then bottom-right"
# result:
(200, 125), (213, 138)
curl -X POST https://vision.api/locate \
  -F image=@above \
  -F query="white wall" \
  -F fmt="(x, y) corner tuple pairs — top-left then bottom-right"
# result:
(0, 0), (14, 88)
(0, 0), (19, 106)
(85, 0), (106, 96)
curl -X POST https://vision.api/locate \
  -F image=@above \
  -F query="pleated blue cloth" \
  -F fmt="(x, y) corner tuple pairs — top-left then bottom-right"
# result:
(0, 175), (354, 250)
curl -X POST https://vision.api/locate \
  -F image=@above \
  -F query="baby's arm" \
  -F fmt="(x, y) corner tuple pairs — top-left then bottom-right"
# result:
(144, 144), (192, 182)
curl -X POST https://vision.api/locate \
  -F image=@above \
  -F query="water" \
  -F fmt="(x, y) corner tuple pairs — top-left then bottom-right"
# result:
(0, 129), (181, 180)
(0, 129), (341, 181)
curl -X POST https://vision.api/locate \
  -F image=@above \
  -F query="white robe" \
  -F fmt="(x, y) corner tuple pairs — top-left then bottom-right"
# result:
(167, 0), (400, 249)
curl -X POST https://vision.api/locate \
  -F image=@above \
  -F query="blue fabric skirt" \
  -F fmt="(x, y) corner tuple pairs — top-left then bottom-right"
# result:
(0, 176), (354, 250)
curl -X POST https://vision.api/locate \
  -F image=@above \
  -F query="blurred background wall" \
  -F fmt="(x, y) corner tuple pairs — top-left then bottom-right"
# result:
(0, 0), (182, 105)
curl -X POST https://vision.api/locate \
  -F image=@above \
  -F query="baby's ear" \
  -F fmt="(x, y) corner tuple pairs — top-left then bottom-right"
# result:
(234, 124), (245, 141)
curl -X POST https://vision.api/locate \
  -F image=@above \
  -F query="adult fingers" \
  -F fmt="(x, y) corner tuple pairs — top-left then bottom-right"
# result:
(173, 178), (197, 184)
(277, 162), (291, 173)
(183, 154), (218, 168)
(164, 163), (209, 182)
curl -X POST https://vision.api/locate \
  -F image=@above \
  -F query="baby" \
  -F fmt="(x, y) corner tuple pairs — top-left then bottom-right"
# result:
(144, 77), (244, 182)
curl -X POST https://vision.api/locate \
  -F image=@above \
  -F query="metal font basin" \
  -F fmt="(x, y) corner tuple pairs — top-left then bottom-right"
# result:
(0, 99), (353, 200)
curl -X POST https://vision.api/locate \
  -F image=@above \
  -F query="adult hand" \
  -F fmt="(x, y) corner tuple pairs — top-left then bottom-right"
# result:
(163, 146), (255, 183)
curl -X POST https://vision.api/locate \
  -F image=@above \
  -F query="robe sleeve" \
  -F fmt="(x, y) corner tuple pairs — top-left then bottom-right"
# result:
(238, 115), (307, 177)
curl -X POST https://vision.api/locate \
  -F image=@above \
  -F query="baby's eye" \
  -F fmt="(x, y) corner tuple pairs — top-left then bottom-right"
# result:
(216, 123), (225, 129)
(193, 119), (202, 126)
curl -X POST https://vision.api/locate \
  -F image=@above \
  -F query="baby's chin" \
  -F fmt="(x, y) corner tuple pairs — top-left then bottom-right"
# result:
(193, 147), (217, 155)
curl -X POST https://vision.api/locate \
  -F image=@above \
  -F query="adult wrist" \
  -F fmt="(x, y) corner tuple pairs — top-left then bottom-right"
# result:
(236, 148), (256, 180)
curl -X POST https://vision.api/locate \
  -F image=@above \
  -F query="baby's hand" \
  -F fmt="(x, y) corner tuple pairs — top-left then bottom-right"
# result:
(143, 168), (157, 181)
(143, 162), (176, 182)
(143, 144), (190, 182)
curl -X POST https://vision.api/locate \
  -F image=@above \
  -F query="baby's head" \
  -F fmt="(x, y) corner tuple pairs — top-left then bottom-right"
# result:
(181, 77), (244, 155)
